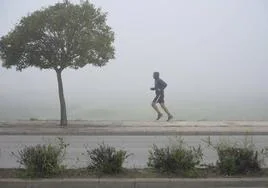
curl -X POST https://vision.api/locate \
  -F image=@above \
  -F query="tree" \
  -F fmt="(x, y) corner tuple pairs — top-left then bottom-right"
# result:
(0, 1), (115, 126)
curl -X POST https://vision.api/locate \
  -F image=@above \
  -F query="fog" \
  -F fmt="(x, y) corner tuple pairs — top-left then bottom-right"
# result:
(1, 0), (268, 121)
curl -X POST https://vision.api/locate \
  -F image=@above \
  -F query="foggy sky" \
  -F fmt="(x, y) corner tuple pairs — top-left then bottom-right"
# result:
(0, 0), (268, 120)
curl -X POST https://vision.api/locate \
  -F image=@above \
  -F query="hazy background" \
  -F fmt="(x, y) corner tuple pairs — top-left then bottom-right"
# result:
(1, 0), (268, 121)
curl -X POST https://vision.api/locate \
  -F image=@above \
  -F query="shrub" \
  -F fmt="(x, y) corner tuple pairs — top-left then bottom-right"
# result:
(29, 118), (38, 121)
(12, 137), (68, 177)
(86, 143), (130, 174)
(217, 147), (260, 175)
(147, 137), (203, 176)
(204, 136), (266, 175)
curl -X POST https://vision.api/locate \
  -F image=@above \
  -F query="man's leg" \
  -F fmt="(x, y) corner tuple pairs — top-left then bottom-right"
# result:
(151, 102), (163, 120)
(160, 103), (173, 121)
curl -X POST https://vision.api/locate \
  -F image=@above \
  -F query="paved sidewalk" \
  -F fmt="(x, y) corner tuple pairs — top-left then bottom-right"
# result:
(1, 120), (268, 135)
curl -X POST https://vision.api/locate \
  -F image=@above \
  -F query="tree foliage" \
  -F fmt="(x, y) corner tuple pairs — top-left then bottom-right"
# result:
(0, 0), (115, 71)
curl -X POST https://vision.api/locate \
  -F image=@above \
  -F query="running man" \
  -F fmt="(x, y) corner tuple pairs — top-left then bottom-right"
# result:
(150, 72), (173, 121)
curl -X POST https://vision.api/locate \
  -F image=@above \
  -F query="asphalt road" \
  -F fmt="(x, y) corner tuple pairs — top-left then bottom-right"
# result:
(0, 135), (267, 169)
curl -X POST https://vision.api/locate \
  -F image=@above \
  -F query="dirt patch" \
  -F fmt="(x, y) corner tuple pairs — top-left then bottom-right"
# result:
(0, 168), (267, 179)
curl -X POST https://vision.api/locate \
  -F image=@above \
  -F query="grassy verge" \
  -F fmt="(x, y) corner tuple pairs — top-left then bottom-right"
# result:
(0, 168), (268, 179)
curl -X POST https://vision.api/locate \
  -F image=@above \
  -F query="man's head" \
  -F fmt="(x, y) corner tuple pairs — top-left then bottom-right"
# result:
(153, 72), (160, 79)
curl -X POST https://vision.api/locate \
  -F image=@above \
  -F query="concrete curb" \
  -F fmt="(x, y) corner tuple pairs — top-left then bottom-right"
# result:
(1, 178), (268, 188)
(1, 130), (268, 136)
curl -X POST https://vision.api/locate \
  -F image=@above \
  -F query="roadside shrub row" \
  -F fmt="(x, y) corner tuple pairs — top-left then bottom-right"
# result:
(12, 137), (268, 178)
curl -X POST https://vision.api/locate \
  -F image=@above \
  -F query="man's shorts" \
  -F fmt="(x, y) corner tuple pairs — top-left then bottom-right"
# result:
(153, 93), (164, 104)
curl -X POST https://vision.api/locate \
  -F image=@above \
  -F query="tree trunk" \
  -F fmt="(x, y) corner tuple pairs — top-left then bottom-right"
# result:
(56, 70), (67, 127)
